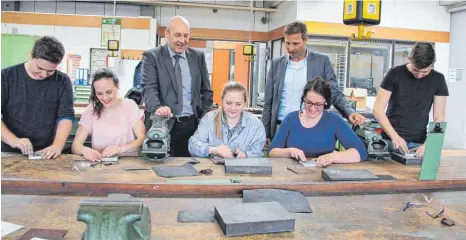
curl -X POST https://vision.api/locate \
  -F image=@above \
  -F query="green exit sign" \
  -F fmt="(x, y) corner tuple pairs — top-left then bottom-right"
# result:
(102, 18), (121, 25)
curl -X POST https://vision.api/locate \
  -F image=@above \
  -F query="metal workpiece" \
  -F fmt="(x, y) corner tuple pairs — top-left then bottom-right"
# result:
(391, 152), (424, 165)
(214, 201), (295, 237)
(77, 194), (151, 240)
(224, 158), (272, 175)
(142, 114), (170, 162)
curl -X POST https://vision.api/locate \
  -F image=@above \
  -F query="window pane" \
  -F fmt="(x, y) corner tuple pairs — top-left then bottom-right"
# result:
(272, 39), (282, 59)
(307, 39), (348, 90)
(349, 41), (392, 96)
(394, 43), (413, 66)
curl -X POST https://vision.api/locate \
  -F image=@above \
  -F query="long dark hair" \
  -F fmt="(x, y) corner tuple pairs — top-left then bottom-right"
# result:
(90, 68), (119, 118)
(300, 76), (332, 111)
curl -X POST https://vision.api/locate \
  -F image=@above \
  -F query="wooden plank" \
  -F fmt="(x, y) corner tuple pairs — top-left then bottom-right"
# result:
(1, 154), (465, 197)
(159, 26), (268, 42)
(120, 17), (150, 30)
(189, 39), (207, 48)
(2, 12), (150, 30)
(304, 21), (450, 43)
(2, 192), (466, 239)
(1, 11), (101, 28)
(269, 26), (285, 41)
(121, 49), (144, 60)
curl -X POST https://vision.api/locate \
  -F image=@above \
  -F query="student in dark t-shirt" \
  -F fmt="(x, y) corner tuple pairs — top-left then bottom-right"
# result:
(1, 36), (75, 159)
(373, 42), (449, 158)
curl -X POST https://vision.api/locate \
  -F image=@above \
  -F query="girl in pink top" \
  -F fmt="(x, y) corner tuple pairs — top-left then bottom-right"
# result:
(72, 68), (145, 161)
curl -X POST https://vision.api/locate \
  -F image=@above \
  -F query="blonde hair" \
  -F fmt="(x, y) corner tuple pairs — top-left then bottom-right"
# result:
(215, 81), (248, 139)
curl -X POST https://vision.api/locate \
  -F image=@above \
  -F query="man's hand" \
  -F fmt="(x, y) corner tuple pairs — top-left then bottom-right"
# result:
(349, 113), (366, 125)
(233, 149), (247, 158)
(102, 145), (124, 157)
(415, 144), (426, 158)
(392, 135), (409, 154)
(155, 106), (174, 118)
(265, 138), (271, 148)
(82, 147), (103, 162)
(11, 138), (33, 155)
(315, 154), (333, 168)
(288, 148), (306, 162)
(212, 145), (234, 158)
(38, 144), (62, 159)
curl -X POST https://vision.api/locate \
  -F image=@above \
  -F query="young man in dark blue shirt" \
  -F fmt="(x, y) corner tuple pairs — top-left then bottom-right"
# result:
(373, 42), (449, 158)
(1, 36), (75, 159)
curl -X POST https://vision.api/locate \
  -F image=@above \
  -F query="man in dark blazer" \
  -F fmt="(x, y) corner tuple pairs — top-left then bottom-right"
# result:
(141, 16), (213, 157)
(262, 21), (365, 143)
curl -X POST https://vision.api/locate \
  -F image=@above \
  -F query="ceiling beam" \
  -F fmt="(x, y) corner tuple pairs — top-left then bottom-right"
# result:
(75, 0), (277, 12)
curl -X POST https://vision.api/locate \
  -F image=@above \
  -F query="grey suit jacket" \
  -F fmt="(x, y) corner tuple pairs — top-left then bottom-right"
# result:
(141, 44), (213, 129)
(261, 51), (355, 139)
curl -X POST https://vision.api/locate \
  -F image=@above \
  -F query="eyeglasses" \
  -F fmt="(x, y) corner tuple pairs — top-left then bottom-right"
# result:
(402, 194), (451, 223)
(303, 100), (326, 110)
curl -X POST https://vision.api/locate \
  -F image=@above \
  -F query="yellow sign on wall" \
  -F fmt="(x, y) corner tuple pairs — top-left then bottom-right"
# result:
(343, 0), (381, 26)
(343, 0), (357, 21)
(362, 0), (381, 21)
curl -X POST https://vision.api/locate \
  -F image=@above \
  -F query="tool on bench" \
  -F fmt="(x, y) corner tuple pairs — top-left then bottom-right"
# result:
(27, 152), (43, 160)
(142, 114), (170, 162)
(210, 156), (225, 165)
(199, 169), (213, 175)
(230, 176), (241, 183)
(352, 121), (390, 160)
(124, 168), (151, 171)
(391, 147), (423, 165)
(77, 194), (151, 240)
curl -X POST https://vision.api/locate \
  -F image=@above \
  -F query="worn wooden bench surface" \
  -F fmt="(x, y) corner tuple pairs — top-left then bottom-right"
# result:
(2, 191), (466, 239)
(2, 151), (465, 196)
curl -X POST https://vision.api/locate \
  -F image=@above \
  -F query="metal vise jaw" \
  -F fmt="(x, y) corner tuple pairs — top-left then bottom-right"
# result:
(77, 194), (151, 240)
(353, 121), (390, 160)
(142, 114), (170, 161)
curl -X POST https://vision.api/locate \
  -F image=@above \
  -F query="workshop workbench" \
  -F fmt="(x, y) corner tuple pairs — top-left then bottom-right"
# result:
(2, 191), (465, 239)
(2, 150), (465, 197)
(2, 151), (465, 239)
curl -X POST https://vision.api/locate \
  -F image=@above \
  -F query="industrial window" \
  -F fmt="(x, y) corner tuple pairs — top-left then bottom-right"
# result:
(394, 41), (415, 67)
(271, 38), (282, 59)
(307, 37), (349, 91)
(349, 39), (392, 96)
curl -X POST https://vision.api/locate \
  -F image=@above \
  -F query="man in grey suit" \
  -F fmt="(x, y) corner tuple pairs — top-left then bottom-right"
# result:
(262, 21), (365, 143)
(141, 16), (213, 157)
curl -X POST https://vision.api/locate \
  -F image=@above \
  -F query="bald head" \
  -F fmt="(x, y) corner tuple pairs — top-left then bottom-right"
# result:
(167, 16), (190, 32)
(165, 16), (191, 54)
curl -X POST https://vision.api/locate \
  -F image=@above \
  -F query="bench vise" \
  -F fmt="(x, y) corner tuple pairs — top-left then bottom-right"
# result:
(77, 194), (151, 240)
(353, 121), (390, 160)
(142, 114), (170, 161)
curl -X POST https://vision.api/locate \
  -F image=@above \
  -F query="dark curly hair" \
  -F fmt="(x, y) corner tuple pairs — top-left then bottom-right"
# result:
(31, 36), (65, 64)
(300, 76), (332, 111)
(90, 68), (119, 118)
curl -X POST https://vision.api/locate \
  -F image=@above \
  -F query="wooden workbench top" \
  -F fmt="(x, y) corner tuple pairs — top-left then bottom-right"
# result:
(2, 191), (466, 239)
(2, 151), (465, 197)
